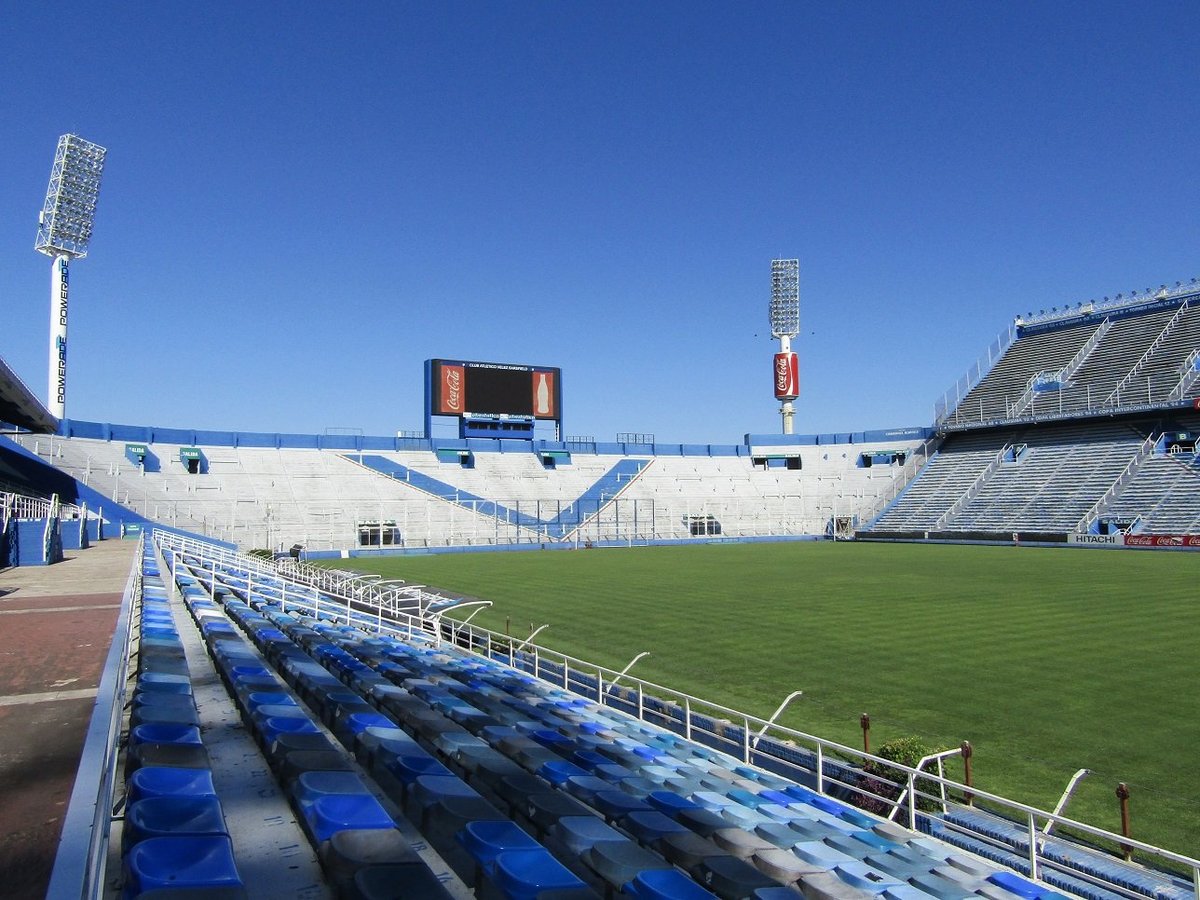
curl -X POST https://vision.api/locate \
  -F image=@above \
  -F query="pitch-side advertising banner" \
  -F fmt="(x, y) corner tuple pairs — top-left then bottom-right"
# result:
(1067, 533), (1122, 545)
(1123, 534), (1200, 547)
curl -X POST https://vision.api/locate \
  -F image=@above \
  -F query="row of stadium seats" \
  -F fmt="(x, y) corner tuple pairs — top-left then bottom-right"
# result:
(871, 417), (1200, 535)
(121, 545), (247, 898)
(170, 562), (457, 899)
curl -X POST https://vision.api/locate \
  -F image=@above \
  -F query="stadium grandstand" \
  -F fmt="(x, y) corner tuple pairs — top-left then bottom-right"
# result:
(2, 275), (1199, 900)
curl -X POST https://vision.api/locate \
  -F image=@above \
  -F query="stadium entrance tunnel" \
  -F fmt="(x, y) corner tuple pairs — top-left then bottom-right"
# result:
(179, 446), (205, 474)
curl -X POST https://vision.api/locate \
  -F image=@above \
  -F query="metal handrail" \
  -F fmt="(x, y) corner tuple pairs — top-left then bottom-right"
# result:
(933, 443), (1011, 530)
(1167, 348), (1200, 402)
(45, 533), (143, 900)
(1105, 297), (1191, 406)
(1075, 433), (1158, 533)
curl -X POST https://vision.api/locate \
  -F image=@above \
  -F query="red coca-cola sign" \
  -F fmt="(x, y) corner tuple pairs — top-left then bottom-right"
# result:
(1124, 533), (1200, 547)
(439, 364), (466, 414)
(773, 352), (799, 400)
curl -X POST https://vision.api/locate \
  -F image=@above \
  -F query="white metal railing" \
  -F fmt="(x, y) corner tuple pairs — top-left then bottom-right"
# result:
(1167, 348), (1200, 403)
(155, 531), (445, 620)
(44, 534), (142, 900)
(935, 323), (1018, 425)
(3, 490), (55, 520)
(1105, 298), (1190, 407)
(933, 443), (1011, 530)
(860, 436), (942, 525)
(43, 493), (61, 561)
(154, 530), (1200, 898)
(1076, 434), (1159, 533)
(1016, 282), (1198, 329)
(1008, 319), (1112, 419)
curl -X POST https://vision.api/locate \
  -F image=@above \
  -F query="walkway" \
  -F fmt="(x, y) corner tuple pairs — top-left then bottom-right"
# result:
(0, 538), (136, 900)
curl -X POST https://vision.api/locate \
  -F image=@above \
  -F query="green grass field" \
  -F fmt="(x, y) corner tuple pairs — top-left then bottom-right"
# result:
(323, 541), (1199, 856)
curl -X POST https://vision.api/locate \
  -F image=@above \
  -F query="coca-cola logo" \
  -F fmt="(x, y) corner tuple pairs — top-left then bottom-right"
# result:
(774, 352), (798, 399)
(443, 366), (463, 413)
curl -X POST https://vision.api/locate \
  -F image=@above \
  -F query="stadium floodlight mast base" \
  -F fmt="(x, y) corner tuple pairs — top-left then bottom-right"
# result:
(35, 134), (107, 422)
(769, 259), (801, 434)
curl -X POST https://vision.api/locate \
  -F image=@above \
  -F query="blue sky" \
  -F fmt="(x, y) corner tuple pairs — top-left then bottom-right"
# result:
(1, 2), (1197, 444)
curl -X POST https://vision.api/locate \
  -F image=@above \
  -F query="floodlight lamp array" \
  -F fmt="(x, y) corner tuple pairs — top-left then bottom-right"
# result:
(35, 134), (107, 259)
(769, 258), (800, 338)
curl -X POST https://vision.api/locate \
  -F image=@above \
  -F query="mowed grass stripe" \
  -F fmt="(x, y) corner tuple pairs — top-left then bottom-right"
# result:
(324, 541), (1199, 854)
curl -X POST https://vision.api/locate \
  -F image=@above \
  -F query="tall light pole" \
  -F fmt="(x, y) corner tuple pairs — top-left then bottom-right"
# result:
(769, 259), (801, 434)
(35, 134), (107, 421)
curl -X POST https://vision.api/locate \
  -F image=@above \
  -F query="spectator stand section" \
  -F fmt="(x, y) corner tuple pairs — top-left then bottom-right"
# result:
(936, 284), (1200, 433)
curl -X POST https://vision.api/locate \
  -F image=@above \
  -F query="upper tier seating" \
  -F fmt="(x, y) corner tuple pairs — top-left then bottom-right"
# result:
(940, 293), (1200, 430)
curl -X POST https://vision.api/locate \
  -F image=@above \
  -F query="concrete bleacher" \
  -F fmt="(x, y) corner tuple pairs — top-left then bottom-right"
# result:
(869, 432), (1004, 533)
(939, 287), (1200, 431)
(943, 423), (1145, 533)
(869, 412), (1200, 538)
(1101, 451), (1200, 534)
(16, 424), (931, 552)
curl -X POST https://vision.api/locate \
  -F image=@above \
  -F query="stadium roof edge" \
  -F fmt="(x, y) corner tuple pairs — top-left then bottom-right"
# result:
(1014, 282), (1199, 331)
(0, 354), (57, 434)
(54, 418), (934, 455)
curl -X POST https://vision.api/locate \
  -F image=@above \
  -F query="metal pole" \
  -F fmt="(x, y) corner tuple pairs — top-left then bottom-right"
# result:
(1043, 768), (1090, 835)
(1116, 782), (1133, 861)
(604, 651), (651, 695)
(961, 741), (974, 805)
(751, 690), (804, 749)
(513, 623), (548, 652)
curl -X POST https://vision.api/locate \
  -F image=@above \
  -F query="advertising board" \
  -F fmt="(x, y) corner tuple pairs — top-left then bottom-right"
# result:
(428, 359), (561, 421)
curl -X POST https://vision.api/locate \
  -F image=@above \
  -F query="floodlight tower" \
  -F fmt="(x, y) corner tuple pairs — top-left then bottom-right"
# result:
(35, 134), (107, 421)
(769, 258), (800, 434)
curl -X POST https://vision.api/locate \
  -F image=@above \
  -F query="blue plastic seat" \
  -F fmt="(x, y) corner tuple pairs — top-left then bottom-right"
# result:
(830, 860), (906, 892)
(987, 871), (1044, 900)
(386, 753), (453, 786)
(128, 767), (217, 803)
(124, 796), (228, 846)
(807, 794), (845, 816)
(129, 723), (203, 747)
(594, 789), (653, 821)
(294, 770), (372, 806)
(457, 819), (542, 870)
(585, 838), (672, 890)
(123, 835), (243, 895)
(624, 867), (718, 898)
(564, 775), (615, 805)
(245, 691), (298, 711)
(491, 848), (590, 900)
(648, 790), (702, 818)
(261, 715), (321, 745)
(551, 815), (624, 856)
(624, 810), (690, 846)
(338, 710), (391, 735)
(540, 759), (589, 786)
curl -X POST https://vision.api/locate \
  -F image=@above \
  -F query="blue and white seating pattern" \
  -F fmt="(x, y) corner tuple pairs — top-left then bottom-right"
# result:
(123, 536), (1147, 900)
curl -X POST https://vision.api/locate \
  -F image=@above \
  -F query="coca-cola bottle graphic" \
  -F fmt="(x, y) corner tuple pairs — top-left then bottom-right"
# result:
(534, 373), (551, 416)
